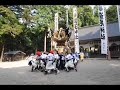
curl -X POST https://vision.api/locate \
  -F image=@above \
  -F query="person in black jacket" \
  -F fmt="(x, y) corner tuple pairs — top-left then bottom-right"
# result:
(59, 52), (65, 70)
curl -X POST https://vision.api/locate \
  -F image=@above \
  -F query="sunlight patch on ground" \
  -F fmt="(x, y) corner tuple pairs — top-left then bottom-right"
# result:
(0, 60), (28, 68)
(110, 64), (120, 67)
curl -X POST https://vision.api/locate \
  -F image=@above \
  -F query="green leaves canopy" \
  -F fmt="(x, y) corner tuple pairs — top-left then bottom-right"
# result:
(0, 5), (23, 38)
(106, 5), (117, 23)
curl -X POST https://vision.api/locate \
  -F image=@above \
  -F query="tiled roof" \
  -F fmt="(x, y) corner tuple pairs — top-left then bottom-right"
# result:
(70, 21), (120, 41)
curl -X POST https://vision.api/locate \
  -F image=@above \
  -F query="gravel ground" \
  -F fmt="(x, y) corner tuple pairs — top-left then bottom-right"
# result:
(0, 59), (120, 85)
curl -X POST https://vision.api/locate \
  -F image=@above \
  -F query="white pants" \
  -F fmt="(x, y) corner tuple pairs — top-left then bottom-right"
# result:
(40, 60), (45, 67)
(65, 60), (74, 68)
(46, 61), (56, 70)
(30, 60), (38, 68)
(74, 59), (78, 64)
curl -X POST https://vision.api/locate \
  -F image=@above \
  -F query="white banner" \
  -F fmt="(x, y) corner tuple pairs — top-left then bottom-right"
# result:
(73, 7), (80, 53)
(98, 5), (108, 55)
(55, 13), (58, 31)
(117, 5), (120, 32)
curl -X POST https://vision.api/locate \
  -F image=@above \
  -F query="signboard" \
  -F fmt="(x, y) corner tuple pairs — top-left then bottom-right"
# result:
(98, 5), (108, 54)
(73, 7), (80, 53)
(117, 5), (120, 32)
(55, 13), (58, 31)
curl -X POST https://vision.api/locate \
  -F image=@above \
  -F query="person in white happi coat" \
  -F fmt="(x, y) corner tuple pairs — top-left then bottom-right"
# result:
(46, 50), (56, 70)
(53, 51), (60, 69)
(65, 53), (74, 69)
(27, 53), (39, 71)
(40, 52), (47, 67)
(28, 53), (37, 66)
(72, 52), (80, 68)
(27, 53), (34, 61)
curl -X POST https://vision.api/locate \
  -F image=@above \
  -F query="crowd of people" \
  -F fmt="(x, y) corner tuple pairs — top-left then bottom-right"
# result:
(27, 50), (85, 75)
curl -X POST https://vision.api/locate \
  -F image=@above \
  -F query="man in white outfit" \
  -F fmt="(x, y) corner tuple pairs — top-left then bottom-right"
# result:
(40, 52), (47, 66)
(53, 51), (60, 69)
(38, 52), (48, 71)
(45, 50), (59, 74)
(27, 53), (39, 72)
(72, 52), (79, 69)
(65, 53), (74, 69)
(46, 50), (55, 69)
(65, 53), (77, 72)
(28, 53), (35, 66)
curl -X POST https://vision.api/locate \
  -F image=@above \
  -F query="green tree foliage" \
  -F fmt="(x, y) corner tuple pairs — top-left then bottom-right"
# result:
(78, 5), (97, 27)
(93, 5), (99, 24)
(24, 5), (68, 52)
(0, 6), (23, 37)
(106, 5), (117, 23)
(0, 5), (23, 61)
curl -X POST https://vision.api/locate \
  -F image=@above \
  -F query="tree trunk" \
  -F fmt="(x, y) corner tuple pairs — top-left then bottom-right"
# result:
(0, 45), (4, 62)
(35, 47), (37, 54)
(51, 38), (52, 50)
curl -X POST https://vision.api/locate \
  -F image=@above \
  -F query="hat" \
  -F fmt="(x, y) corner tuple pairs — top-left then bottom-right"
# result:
(36, 51), (41, 56)
(49, 50), (54, 54)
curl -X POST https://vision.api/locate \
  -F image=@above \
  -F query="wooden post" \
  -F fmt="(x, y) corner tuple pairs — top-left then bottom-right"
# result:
(44, 30), (46, 52)
(51, 38), (52, 50)
(106, 38), (111, 60)
(0, 45), (4, 62)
